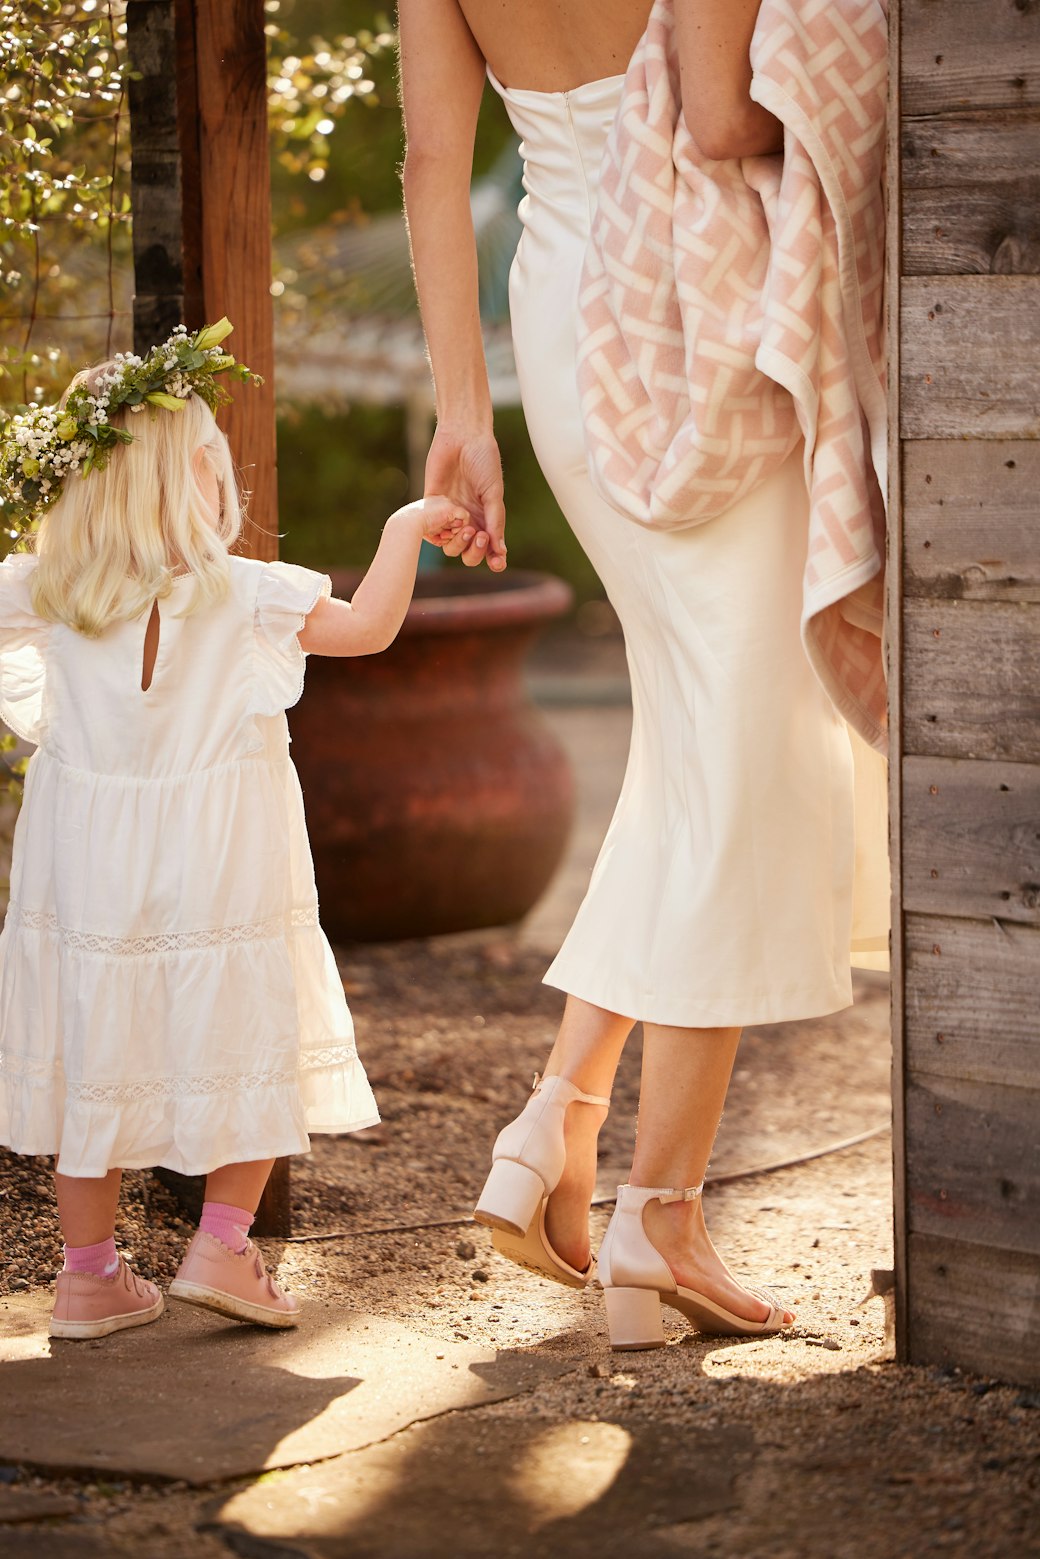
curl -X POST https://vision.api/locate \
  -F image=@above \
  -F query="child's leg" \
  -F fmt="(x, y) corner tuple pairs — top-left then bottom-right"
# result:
(49, 1166), (163, 1340)
(55, 1167), (123, 1274)
(171, 1157), (299, 1328)
(205, 1158), (275, 1212)
(199, 1158), (275, 1254)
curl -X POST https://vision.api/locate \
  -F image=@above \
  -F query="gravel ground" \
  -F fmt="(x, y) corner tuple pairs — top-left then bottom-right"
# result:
(1, 936), (1038, 1557)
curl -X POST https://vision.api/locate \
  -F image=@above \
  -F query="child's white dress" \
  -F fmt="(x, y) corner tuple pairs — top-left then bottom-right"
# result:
(0, 553), (379, 1177)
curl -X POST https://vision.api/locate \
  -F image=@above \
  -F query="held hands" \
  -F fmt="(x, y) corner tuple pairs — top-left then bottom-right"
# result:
(423, 427), (508, 572)
(392, 495), (476, 549)
(300, 494), (479, 658)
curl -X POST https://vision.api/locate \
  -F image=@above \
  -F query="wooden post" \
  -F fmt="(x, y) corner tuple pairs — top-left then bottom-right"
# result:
(128, 0), (291, 1235)
(886, 0), (909, 1364)
(892, 0), (1040, 1384)
(129, 0), (278, 558)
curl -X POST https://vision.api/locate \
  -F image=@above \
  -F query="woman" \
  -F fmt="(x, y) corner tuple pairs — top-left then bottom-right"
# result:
(398, 0), (858, 1347)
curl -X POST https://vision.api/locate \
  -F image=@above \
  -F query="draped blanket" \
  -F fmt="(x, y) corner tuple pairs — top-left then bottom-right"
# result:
(576, 0), (889, 751)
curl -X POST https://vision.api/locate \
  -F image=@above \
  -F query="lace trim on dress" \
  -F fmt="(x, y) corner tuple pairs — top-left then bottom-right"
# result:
(0, 1048), (55, 1082)
(7, 903), (319, 955)
(0, 1042), (360, 1100)
(62, 1043), (360, 1104)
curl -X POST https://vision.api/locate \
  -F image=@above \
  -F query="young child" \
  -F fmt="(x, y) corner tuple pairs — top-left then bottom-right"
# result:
(0, 322), (474, 1339)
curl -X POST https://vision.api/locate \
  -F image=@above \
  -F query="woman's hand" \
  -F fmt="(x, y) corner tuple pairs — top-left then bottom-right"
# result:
(424, 426), (508, 572)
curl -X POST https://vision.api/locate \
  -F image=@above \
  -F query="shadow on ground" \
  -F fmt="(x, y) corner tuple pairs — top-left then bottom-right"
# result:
(199, 1341), (1040, 1559)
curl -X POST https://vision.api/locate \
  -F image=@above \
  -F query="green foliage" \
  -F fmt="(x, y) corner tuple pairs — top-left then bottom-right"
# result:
(265, 0), (395, 188)
(268, 0), (516, 230)
(0, 1), (130, 401)
(0, 1), (392, 404)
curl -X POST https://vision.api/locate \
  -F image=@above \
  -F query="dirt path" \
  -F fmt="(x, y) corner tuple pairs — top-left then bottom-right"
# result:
(1, 653), (1038, 1556)
(1, 939), (1037, 1557)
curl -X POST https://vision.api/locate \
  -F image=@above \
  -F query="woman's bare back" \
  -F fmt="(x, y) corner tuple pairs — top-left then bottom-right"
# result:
(456, 0), (652, 92)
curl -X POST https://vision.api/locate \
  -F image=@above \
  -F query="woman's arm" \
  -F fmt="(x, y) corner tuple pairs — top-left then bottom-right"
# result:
(398, 0), (507, 571)
(298, 498), (472, 657)
(675, 0), (782, 160)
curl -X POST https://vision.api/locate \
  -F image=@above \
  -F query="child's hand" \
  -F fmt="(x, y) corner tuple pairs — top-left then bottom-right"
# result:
(395, 496), (476, 550)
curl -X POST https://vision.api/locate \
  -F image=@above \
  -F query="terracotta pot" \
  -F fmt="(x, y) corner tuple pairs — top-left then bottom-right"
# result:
(290, 569), (576, 941)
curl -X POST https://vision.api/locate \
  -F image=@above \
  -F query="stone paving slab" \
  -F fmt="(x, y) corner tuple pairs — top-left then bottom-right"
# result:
(209, 1409), (754, 1559)
(0, 1295), (571, 1485)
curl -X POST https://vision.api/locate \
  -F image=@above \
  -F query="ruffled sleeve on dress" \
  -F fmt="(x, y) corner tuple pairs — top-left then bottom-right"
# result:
(253, 560), (332, 717)
(0, 553), (49, 745)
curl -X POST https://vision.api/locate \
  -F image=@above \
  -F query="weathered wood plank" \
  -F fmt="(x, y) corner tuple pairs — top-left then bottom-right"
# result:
(898, 0), (1040, 1395)
(190, 0), (279, 560)
(887, 0), (910, 1365)
(902, 0), (1040, 117)
(128, 1), (185, 346)
(905, 913), (1040, 1090)
(908, 1233), (1040, 1384)
(906, 1075), (1040, 1256)
(902, 756), (1040, 924)
(903, 441), (1040, 604)
(901, 276), (1040, 439)
(173, 0), (204, 330)
(902, 114), (1040, 275)
(254, 1156), (292, 1240)
(903, 599), (1040, 762)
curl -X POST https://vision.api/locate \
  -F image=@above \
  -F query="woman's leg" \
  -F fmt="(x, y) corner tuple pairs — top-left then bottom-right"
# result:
(54, 1167), (122, 1248)
(631, 1023), (795, 1324)
(540, 996), (633, 1271)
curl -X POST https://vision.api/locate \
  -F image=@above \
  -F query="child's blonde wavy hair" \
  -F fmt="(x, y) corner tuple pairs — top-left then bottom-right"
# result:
(30, 363), (243, 637)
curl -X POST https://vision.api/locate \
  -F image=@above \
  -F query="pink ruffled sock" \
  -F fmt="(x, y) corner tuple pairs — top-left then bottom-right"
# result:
(199, 1201), (254, 1255)
(63, 1236), (119, 1278)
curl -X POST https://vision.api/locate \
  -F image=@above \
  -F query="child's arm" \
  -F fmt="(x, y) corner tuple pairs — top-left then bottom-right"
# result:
(297, 497), (473, 657)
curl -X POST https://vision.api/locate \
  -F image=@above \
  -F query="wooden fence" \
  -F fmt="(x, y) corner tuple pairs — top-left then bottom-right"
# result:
(890, 0), (1040, 1385)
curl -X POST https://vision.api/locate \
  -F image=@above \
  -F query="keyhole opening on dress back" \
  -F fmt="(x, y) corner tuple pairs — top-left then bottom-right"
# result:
(141, 599), (160, 692)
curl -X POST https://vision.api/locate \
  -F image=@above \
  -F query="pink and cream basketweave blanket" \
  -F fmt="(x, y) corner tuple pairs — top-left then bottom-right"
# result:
(576, 0), (889, 752)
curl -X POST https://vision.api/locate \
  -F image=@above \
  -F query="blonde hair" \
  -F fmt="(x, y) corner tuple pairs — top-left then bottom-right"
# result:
(30, 364), (243, 637)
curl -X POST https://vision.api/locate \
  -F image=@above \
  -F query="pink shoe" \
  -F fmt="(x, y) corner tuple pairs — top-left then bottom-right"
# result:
(49, 1258), (164, 1341)
(169, 1231), (300, 1329)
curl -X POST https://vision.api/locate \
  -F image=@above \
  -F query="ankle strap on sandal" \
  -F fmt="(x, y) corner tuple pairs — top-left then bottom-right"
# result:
(531, 1072), (611, 1108)
(621, 1182), (704, 1204)
(660, 1183), (704, 1203)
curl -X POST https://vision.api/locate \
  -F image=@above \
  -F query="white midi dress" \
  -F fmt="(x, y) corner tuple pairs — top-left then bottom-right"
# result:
(492, 69), (888, 1027)
(0, 552), (379, 1178)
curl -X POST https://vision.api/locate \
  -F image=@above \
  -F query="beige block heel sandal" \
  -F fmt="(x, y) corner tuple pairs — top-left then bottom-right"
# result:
(598, 1183), (792, 1350)
(473, 1073), (610, 1289)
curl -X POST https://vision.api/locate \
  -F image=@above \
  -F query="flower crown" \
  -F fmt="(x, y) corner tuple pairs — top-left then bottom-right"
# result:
(0, 318), (261, 537)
